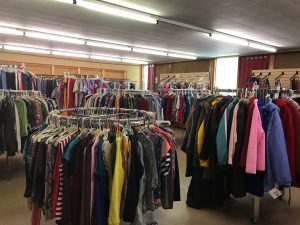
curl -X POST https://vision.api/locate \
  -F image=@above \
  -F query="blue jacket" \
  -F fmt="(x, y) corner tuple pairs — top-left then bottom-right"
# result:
(262, 103), (291, 190)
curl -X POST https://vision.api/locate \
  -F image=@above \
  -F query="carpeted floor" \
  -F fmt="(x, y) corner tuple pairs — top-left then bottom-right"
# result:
(1, 129), (300, 225)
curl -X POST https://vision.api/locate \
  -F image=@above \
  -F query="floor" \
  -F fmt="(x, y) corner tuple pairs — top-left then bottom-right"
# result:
(1, 129), (300, 225)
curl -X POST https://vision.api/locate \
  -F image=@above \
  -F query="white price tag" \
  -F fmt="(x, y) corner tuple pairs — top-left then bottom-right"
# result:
(269, 187), (282, 199)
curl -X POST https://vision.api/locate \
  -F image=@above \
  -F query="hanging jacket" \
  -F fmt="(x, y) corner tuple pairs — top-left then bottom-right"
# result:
(216, 97), (238, 166)
(239, 97), (256, 167)
(276, 99), (296, 184)
(286, 100), (300, 185)
(228, 102), (240, 165)
(262, 102), (291, 191)
(245, 99), (265, 174)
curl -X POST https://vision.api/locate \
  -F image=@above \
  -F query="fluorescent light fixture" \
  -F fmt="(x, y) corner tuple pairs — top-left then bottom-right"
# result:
(168, 53), (197, 60)
(0, 26), (23, 35)
(76, 0), (157, 24)
(122, 58), (148, 64)
(3, 45), (51, 54)
(86, 40), (131, 51)
(52, 50), (89, 58)
(25, 31), (85, 45)
(248, 42), (277, 52)
(53, 0), (73, 4)
(211, 33), (248, 46)
(90, 54), (121, 62)
(132, 47), (167, 56)
(4, 42), (49, 49)
(101, 0), (160, 15)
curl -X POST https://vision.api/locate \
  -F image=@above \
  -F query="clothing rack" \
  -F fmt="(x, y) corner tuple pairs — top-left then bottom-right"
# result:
(0, 89), (50, 175)
(85, 90), (164, 120)
(25, 106), (179, 225)
(182, 92), (294, 223)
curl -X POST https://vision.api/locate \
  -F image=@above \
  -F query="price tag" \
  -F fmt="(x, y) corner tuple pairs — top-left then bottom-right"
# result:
(269, 187), (282, 199)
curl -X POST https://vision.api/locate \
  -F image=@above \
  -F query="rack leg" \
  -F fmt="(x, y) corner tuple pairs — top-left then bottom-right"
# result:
(252, 196), (260, 224)
(7, 156), (11, 176)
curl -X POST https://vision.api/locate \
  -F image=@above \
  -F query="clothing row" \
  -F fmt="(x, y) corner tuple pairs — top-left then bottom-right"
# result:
(50, 77), (103, 109)
(0, 94), (53, 156)
(182, 95), (300, 208)
(35, 78), (60, 98)
(85, 92), (164, 120)
(161, 92), (198, 126)
(23, 119), (180, 225)
(0, 69), (36, 90)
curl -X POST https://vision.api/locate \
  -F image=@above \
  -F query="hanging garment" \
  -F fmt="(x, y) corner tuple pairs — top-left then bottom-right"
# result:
(262, 103), (291, 191)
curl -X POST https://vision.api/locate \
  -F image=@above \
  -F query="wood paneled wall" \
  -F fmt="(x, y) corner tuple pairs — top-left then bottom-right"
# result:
(274, 52), (300, 69)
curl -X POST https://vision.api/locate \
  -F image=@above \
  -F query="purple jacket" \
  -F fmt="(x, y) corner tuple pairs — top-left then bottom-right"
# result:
(262, 103), (291, 191)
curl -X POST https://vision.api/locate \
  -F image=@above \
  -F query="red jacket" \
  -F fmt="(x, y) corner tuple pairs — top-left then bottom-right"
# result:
(287, 100), (300, 182)
(277, 99), (295, 184)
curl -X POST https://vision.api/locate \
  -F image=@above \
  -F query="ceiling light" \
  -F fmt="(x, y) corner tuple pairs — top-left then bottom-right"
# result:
(168, 53), (197, 60)
(211, 33), (248, 46)
(0, 26), (23, 36)
(53, 0), (73, 4)
(86, 40), (131, 51)
(132, 47), (167, 56)
(25, 31), (85, 45)
(248, 42), (277, 52)
(90, 54), (121, 62)
(101, 0), (160, 15)
(3, 45), (51, 54)
(76, 0), (157, 24)
(52, 50), (89, 58)
(122, 58), (148, 64)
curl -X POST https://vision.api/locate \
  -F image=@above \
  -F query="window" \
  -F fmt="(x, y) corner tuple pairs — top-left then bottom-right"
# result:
(215, 57), (238, 90)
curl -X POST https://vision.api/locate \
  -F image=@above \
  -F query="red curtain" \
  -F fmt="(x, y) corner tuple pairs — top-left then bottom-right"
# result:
(148, 64), (156, 90)
(238, 55), (270, 88)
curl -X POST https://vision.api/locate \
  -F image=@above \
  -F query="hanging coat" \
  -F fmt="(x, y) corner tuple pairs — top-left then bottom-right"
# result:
(262, 103), (291, 191)
(276, 99), (295, 184)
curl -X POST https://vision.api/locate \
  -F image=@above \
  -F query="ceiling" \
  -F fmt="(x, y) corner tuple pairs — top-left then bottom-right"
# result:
(0, 0), (299, 63)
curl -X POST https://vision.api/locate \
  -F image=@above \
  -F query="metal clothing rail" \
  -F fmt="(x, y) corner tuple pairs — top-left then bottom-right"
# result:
(94, 88), (152, 96)
(169, 88), (211, 95)
(58, 107), (156, 119)
(49, 106), (162, 129)
(0, 89), (42, 97)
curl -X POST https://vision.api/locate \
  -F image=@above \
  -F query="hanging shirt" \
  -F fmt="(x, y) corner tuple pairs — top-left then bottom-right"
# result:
(108, 134), (124, 225)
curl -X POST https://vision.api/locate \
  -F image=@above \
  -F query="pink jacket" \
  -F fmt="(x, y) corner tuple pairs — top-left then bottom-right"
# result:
(246, 99), (265, 174)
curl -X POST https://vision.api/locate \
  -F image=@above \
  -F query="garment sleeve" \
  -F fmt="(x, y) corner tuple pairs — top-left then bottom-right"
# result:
(245, 105), (259, 174)
(228, 104), (239, 165)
